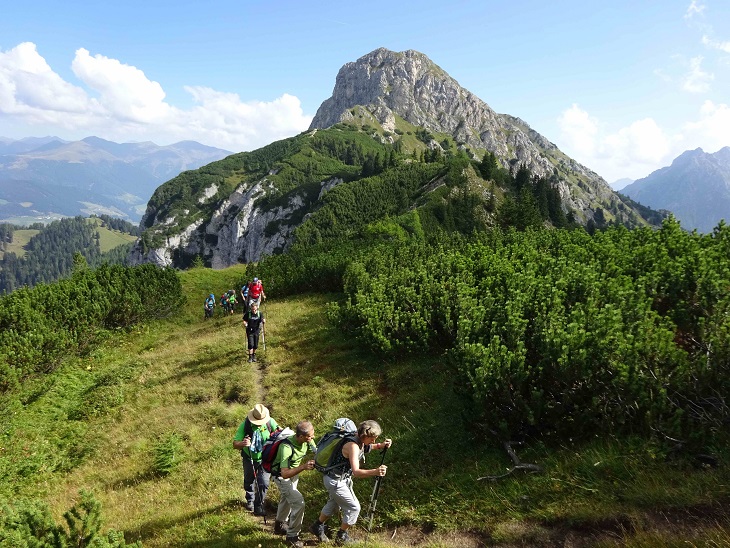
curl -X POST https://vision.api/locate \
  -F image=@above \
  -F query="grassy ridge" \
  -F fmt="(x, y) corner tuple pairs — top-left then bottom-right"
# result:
(2, 265), (729, 546)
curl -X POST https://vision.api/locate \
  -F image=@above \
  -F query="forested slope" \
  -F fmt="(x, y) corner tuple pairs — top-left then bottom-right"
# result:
(0, 215), (140, 292)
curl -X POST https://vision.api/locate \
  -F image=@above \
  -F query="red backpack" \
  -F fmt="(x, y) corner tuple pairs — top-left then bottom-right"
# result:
(260, 427), (294, 475)
(249, 281), (263, 299)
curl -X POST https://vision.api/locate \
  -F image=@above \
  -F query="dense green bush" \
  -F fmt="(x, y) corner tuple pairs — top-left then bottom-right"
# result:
(152, 433), (184, 477)
(0, 264), (184, 391)
(330, 219), (730, 444)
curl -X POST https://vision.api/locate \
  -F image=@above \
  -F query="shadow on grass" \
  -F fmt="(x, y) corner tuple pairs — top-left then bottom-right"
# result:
(125, 498), (269, 546)
(105, 468), (159, 491)
(265, 296), (383, 420)
(145, 347), (246, 388)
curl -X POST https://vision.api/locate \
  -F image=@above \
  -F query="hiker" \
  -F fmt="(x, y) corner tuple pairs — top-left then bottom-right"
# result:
(271, 421), (318, 547)
(240, 283), (250, 313)
(247, 277), (265, 309)
(220, 292), (230, 315)
(227, 289), (237, 314)
(232, 403), (278, 516)
(310, 420), (392, 545)
(243, 301), (265, 362)
(204, 293), (216, 319)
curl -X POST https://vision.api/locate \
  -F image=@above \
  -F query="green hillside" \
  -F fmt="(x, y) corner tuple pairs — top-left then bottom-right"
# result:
(137, 123), (657, 269)
(2, 262), (728, 547)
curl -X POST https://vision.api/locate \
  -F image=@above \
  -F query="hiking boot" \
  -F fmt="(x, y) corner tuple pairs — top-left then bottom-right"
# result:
(334, 530), (352, 546)
(274, 520), (288, 535)
(247, 356), (253, 363)
(252, 354), (257, 362)
(286, 535), (304, 548)
(253, 505), (266, 516)
(309, 520), (329, 542)
(243, 501), (254, 512)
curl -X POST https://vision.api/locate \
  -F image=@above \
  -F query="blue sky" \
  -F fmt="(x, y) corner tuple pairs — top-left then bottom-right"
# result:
(1, 0), (728, 184)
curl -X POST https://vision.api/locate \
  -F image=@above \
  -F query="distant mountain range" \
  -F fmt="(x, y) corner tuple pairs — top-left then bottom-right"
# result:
(0, 136), (232, 225)
(620, 147), (730, 233)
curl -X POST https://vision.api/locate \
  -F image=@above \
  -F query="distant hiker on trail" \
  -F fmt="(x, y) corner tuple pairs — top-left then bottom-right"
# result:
(310, 420), (392, 546)
(227, 289), (237, 314)
(220, 292), (230, 315)
(204, 293), (215, 319)
(233, 404), (278, 516)
(271, 421), (318, 547)
(241, 283), (250, 313)
(243, 302), (265, 362)
(247, 277), (265, 308)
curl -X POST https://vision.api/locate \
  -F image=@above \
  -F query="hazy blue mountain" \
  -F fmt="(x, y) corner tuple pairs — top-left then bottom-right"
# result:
(0, 137), (232, 225)
(0, 136), (68, 155)
(610, 178), (633, 191)
(620, 147), (730, 233)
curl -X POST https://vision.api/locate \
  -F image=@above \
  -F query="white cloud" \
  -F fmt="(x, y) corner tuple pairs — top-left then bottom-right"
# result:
(702, 34), (730, 53)
(71, 48), (171, 123)
(682, 56), (714, 93)
(558, 105), (672, 181)
(682, 100), (730, 151)
(0, 42), (99, 119)
(0, 42), (313, 152)
(558, 100), (730, 181)
(556, 104), (599, 157)
(685, 0), (706, 19)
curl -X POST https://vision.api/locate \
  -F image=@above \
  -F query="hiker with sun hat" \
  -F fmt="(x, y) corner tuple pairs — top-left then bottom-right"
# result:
(233, 403), (278, 515)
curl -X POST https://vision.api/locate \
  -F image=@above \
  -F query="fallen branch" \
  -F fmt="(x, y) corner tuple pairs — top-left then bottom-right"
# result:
(478, 441), (542, 481)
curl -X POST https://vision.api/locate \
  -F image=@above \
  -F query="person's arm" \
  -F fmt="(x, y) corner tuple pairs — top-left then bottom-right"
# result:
(279, 444), (315, 479)
(344, 441), (386, 478)
(369, 439), (392, 452)
(232, 422), (252, 450)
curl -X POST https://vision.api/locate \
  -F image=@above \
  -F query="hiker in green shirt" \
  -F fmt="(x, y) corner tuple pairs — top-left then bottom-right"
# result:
(271, 421), (317, 548)
(232, 403), (278, 515)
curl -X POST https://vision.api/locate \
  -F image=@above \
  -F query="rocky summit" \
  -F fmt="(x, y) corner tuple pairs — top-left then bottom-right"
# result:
(311, 48), (607, 190)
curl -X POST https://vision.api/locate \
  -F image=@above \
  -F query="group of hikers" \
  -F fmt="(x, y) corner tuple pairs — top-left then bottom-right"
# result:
(233, 404), (392, 547)
(204, 278), (267, 362)
(204, 278), (266, 319)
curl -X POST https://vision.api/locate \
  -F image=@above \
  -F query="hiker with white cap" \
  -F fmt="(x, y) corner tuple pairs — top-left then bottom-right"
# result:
(233, 403), (278, 515)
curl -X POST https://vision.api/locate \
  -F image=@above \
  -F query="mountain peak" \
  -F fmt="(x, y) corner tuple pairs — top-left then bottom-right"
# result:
(309, 48), (610, 200)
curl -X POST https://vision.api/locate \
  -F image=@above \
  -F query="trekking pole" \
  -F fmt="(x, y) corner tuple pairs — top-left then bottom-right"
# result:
(249, 455), (267, 525)
(364, 446), (388, 546)
(262, 322), (266, 354)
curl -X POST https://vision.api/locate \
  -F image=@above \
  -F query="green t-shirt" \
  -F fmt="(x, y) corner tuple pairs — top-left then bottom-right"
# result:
(234, 418), (279, 461)
(274, 435), (317, 471)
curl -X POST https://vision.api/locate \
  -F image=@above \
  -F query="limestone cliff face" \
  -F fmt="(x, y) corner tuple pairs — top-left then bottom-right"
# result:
(128, 175), (331, 268)
(310, 48), (617, 220)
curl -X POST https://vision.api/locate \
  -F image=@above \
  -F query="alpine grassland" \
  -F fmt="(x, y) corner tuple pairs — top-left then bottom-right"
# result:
(2, 219), (730, 546)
